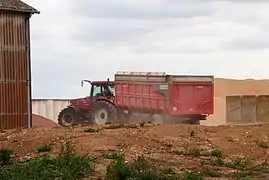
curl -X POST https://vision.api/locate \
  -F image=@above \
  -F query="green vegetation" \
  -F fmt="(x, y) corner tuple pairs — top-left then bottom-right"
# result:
(172, 147), (204, 157)
(209, 149), (223, 158)
(105, 155), (178, 180)
(181, 172), (204, 180)
(36, 144), (52, 153)
(103, 152), (124, 161)
(83, 128), (99, 133)
(104, 123), (142, 129)
(0, 148), (13, 165)
(171, 147), (268, 179)
(0, 141), (94, 180)
(256, 139), (269, 149)
(0, 142), (268, 180)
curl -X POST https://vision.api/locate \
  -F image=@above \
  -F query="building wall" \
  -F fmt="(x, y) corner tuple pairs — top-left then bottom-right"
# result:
(32, 99), (70, 122)
(0, 12), (32, 130)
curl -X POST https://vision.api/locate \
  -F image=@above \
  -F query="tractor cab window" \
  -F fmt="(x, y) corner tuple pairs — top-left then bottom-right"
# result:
(103, 84), (114, 96)
(107, 85), (115, 95)
(91, 84), (115, 97)
(92, 85), (102, 97)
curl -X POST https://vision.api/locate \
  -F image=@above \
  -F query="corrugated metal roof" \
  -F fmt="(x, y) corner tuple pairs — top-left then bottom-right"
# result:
(0, 0), (39, 14)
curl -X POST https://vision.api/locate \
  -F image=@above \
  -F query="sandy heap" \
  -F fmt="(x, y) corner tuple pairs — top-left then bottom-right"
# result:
(203, 78), (269, 126)
(32, 114), (58, 128)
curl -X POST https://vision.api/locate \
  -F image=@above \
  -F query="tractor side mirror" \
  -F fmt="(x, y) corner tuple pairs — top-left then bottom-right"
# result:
(81, 80), (92, 87)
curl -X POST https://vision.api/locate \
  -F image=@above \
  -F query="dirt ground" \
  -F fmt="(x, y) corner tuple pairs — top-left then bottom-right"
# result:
(3, 78), (269, 178)
(1, 123), (269, 179)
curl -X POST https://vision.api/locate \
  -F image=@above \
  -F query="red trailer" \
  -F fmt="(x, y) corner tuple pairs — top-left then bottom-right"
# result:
(114, 72), (214, 124)
(57, 71), (214, 126)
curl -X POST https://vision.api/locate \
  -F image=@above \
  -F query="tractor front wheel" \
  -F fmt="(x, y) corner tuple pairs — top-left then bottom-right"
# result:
(57, 107), (80, 127)
(92, 100), (117, 125)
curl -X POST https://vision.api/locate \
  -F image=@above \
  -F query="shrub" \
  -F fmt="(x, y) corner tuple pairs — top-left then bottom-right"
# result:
(105, 156), (177, 180)
(83, 128), (99, 133)
(36, 145), (52, 153)
(0, 148), (13, 166)
(0, 141), (94, 180)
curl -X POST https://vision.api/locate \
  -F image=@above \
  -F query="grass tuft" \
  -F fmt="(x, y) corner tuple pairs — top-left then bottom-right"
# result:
(0, 148), (13, 166)
(83, 128), (99, 133)
(0, 140), (94, 180)
(36, 145), (52, 153)
(105, 155), (178, 180)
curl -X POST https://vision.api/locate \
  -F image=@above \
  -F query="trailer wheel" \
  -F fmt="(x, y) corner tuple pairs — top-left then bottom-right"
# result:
(58, 107), (79, 127)
(92, 100), (116, 125)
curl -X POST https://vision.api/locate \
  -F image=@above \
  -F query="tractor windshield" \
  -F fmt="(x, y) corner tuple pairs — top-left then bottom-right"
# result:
(91, 84), (114, 97)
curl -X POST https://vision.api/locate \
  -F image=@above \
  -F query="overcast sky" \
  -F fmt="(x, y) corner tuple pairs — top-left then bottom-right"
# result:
(23, 0), (269, 98)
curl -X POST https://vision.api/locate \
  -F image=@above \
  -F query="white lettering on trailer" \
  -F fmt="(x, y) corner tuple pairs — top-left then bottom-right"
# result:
(159, 84), (168, 90)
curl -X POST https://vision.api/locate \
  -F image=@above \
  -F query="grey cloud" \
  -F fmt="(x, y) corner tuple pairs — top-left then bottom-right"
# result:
(211, 1), (269, 25)
(70, 17), (214, 46)
(221, 37), (269, 51)
(68, 1), (217, 46)
(72, 1), (215, 19)
(72, 20), (152, 45)
(132, 46), (214, 54)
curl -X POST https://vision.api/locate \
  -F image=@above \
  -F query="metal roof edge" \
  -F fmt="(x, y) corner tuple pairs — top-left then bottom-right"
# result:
(0, 7), (40, 14)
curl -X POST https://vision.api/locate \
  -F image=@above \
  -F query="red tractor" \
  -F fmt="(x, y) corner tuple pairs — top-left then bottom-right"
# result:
(58, 79), (117, 126)
(58, 71), (214, 126)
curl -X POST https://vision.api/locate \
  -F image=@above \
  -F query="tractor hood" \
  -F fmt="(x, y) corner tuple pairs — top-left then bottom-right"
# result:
(69, 98), (86, 106)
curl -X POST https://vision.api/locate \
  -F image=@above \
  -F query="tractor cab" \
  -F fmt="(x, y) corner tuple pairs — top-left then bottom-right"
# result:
(81, 79), (115, 99)
(58, 78), (116, 127)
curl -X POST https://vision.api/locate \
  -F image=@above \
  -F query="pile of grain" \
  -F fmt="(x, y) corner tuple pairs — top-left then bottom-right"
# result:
(203, 78), (269, 126)
(32, 114), (58, 128)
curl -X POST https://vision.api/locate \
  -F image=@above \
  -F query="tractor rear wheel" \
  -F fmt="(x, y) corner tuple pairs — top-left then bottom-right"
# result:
(57, 107), (80, 127)
(92, 100), (116, 125)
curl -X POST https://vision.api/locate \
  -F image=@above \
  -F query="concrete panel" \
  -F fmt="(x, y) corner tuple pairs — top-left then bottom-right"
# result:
(226, 96), (242, 124)
(256, 95), (269, 123)
(32, 99), (70, 123)
(241, 95), (257, 123)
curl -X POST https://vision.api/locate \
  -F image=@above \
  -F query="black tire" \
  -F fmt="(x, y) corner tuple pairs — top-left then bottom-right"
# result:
(57, 107), (80, 127)
(92, 100), (116, 125)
